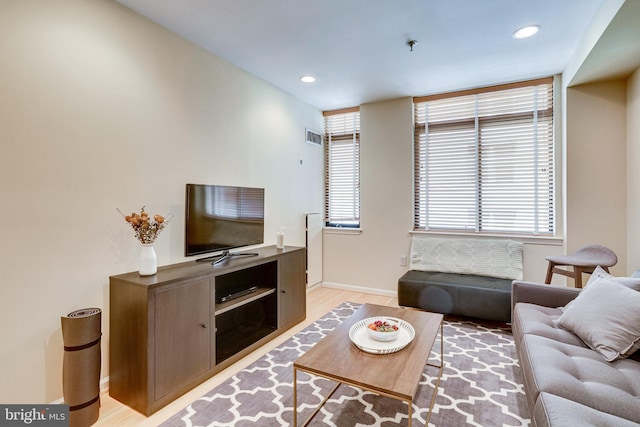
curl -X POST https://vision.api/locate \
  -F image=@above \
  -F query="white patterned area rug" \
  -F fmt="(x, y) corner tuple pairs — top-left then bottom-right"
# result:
(160, 302), (530, 427)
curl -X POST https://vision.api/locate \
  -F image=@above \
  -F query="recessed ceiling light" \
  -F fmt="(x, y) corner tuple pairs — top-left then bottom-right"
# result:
(300, 75), (316, 83)
(513, 25), (541, 39)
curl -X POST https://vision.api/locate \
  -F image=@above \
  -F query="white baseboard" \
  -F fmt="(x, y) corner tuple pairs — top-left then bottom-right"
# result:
(320, 281), (398, 297)
(306, 282), (322, 291)
(100, 376), (110, 393)
(51, 377), (109, 404)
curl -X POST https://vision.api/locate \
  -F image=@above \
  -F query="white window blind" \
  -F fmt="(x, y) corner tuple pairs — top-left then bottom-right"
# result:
(414, 78), (554, 235)
(324, 110), (360, 227)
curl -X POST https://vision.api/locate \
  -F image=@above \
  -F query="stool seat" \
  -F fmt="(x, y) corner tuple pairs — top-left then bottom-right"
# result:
(545, 244), (617, 288)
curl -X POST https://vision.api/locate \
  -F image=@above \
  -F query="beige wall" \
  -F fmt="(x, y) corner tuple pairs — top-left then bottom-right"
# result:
(565, 80), (628, 274)
(627, 68), (640, 270)
(0, 0), (323, 403)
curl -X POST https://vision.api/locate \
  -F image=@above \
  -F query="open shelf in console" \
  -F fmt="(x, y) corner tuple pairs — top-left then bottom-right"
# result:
(215, 294), (277, 363)
(214, 260), (278, 364)
(215, 287), (275, 315)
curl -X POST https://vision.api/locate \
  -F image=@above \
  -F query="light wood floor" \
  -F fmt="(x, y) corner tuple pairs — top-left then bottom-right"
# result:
(95, 286), (398, 426)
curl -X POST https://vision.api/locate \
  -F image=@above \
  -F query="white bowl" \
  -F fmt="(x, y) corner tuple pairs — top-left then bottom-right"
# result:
(366, 318), (400, 342)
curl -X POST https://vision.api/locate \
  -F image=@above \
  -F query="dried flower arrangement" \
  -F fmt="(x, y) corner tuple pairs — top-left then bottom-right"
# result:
(117, 206), (172, 244)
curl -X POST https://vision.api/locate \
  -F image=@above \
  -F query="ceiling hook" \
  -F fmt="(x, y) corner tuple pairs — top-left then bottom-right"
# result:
(406, 40), (417, 52)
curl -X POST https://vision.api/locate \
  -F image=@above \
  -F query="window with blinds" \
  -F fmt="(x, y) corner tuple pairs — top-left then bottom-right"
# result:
(324, 109), (360, 227)
(414, 78), (554, 235)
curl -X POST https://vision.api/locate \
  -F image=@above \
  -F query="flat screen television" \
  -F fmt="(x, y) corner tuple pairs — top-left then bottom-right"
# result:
(185, 184), (265, 264)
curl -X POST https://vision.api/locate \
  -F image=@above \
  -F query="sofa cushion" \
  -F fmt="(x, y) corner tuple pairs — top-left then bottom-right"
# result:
(533, 392), (640, 427)
(512, 303), (585, 348)
(519, 334), (640, 424)
(556, 277), (640, 361)
(409, 236), (523, 280)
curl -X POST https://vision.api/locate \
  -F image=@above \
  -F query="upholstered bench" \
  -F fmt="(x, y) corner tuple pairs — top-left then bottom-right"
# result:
(398, 236), (523, 322)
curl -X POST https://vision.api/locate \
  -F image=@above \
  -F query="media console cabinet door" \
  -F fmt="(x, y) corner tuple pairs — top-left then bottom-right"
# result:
(278, 249), (306, 328)
(154, 277), (213, 401)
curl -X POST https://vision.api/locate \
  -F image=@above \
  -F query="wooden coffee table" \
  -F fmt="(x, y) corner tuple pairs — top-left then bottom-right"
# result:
(293, 303), (444, 426)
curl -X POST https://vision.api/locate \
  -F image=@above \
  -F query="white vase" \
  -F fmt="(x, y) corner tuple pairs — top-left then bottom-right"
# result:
(139, 243), (157, 276)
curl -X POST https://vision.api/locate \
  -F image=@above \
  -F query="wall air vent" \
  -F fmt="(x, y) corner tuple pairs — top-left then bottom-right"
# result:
(305, 128), (322, 146)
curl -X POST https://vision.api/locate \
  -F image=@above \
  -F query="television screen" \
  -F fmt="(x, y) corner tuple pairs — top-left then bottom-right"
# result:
(185, 184), (265, 257)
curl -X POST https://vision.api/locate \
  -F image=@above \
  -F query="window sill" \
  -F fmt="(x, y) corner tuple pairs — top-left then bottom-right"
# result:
(410, 230), (563, 246)
(323, 227), (363, 235)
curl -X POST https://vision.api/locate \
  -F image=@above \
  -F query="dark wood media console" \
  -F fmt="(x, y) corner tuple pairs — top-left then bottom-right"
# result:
(109, 245), (306, 416)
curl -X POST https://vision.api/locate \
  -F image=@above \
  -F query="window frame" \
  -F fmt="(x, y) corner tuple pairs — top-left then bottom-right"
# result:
(323, 108), (361, 228)
(413, 77), (555, 236)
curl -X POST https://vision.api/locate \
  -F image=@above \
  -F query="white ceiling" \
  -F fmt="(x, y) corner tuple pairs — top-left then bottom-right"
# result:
(116, 0), (607, 111)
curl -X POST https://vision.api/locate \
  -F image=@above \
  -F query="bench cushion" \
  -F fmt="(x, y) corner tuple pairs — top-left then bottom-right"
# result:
(398, 270), (512, 322)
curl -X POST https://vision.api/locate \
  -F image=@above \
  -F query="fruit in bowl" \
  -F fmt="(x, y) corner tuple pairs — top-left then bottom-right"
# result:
(367, 319), (400, 342)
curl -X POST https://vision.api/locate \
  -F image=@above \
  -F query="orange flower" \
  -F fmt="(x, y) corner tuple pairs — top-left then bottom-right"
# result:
(117, 206), (172, 244)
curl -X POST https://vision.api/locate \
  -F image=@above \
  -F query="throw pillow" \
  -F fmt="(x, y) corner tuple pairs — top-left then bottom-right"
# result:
(556, 277), (640, 361)
(585, 266), (640, 291)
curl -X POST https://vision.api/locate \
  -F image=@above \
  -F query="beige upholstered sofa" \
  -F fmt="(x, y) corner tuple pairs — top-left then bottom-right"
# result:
(512, 269), (640, 426)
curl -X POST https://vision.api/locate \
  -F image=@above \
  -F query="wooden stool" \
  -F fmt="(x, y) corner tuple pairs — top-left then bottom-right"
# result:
(544, 245), (617, 288)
